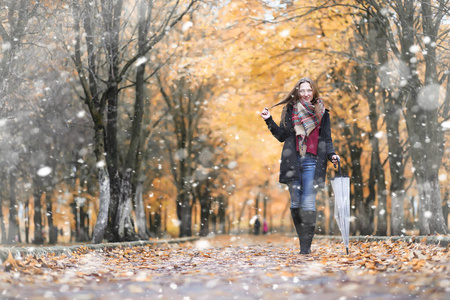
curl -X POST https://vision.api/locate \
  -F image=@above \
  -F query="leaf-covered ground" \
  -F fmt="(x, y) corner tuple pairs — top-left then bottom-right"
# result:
(1, 234), (450, 299)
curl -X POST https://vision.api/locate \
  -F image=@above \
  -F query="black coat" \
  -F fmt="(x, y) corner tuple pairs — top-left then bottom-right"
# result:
(264, 104), (336, 187)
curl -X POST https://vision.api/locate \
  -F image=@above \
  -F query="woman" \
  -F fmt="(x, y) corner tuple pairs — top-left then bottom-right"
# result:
(260, 77), (339, 254)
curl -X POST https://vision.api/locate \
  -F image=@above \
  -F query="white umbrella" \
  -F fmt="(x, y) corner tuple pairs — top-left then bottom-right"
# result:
(331, 158), (350, 254)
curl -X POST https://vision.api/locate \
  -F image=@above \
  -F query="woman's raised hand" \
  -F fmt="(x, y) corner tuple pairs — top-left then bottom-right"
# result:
(260, 107), (271, 120)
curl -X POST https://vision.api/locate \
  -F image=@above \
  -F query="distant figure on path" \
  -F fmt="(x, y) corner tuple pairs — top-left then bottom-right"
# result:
(254, 217), (261, 235)
(263, 219), (268, 235)
(260, 77), (339, 254)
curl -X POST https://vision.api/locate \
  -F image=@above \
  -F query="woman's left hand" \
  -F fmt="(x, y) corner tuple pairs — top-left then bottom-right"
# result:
(331, 155), (340, 167)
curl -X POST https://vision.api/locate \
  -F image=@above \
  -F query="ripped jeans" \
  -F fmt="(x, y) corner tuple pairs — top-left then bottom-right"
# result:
(287, 154), (317, 211)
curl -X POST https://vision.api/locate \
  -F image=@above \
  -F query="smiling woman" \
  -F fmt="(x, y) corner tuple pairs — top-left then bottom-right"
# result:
(260, 77), (339, 255)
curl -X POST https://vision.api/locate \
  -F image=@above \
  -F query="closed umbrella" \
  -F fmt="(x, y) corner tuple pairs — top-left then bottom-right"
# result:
(331, 158), (350, 255)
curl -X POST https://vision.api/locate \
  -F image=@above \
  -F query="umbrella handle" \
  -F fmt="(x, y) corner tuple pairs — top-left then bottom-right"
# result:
(337, 157), (342, 176)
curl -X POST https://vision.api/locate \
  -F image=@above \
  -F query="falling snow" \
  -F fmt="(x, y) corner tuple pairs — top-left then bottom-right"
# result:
(37, 166), (52, 177)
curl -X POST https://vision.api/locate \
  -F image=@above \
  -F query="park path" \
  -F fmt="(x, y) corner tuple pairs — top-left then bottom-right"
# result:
(1, 233), (450, 299)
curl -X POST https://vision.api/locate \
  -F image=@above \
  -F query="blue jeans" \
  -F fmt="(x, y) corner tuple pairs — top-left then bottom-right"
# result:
(287, 155), (317, 211)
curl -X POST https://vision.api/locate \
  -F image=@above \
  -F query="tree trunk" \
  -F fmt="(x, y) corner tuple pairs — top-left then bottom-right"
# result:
(177, 192), (192, 237)
(341, 118), (366, 235)
(375, 19), (406, 235)
(348, 147), (364, 235)
(103, 0), (126, 242)
(327, 185), (335, 235)
(218, 195), (227, 234)
(199, 196), (211, 237)
(111, 0), (149, 242)
(104, 84), (138, 242)
(75, 197), (89, 242)
(116, 170), (138, 241)
(363, 24), (388, 236)
(0, 194), (6, 244)
(390, 190), (406, 235)
(135, 182), (149, 240)
(0, 173), (7, 242)
(416, 173), (448, 234)
(385, 98), (406, 235)
(105, 86), (121, 241)
(211, 213), (217, 234)
(46, 190), (58, 244)
(24, 199), (30, 244)
(106, 172), (121, 241)
(374, 157), (388, 236)
(442, 194), (449, 227)
(363, 152), (378, 236)
(33, 178), (44, 245)
(7, 171), (19, 244)
(92, 167), (111, 244)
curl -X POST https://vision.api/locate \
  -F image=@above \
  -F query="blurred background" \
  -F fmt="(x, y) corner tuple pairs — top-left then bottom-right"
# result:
(0, 0), (448, 245)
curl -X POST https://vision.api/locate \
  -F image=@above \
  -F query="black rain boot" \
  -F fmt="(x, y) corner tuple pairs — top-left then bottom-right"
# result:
(290, 208), (302, 253)
(299, 210), (316, 254)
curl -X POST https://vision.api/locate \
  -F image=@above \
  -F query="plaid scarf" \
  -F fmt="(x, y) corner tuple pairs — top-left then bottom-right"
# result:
(292, 98), (325, 156)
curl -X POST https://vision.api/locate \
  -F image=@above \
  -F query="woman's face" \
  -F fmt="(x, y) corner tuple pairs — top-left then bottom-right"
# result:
(298, 82), (313, 103)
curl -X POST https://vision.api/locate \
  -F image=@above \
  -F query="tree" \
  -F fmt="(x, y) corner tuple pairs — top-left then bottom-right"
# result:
(66, 0), (198, 242)
(192, 135), (231, 236)
(0, 0), (42, 245)
(158, 75), (215, 237)
(349, 12), (389, 235)
(0, 0), (39, 103)
(374, 17), (408, 236)
(358, 0), (449, 234)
